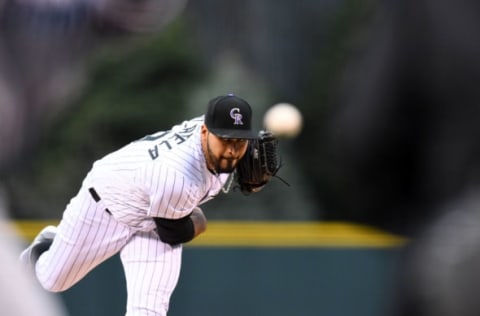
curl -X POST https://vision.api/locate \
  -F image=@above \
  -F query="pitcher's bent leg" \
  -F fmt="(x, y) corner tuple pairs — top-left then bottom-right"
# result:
(36, 187), (133, 292)
(121, 231), (182, 316)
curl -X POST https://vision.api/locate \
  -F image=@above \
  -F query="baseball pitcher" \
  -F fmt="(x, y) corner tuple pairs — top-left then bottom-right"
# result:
(20, 94), (281, 316)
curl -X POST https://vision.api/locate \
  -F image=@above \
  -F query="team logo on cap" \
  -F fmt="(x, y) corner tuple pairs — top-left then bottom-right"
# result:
(230, 108), (243, 125)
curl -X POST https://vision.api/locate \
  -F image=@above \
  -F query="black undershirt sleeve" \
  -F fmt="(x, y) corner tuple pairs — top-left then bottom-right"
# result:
(153, 214), (195, 246)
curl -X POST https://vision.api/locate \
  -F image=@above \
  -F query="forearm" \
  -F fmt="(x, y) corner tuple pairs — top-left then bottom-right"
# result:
(190, 207), (207, 238)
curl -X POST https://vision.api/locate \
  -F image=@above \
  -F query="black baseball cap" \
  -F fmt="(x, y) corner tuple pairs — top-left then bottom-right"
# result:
(205, 94), (257, 139)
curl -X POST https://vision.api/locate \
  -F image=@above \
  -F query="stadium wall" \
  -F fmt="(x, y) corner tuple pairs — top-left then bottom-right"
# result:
(14, 221), (406, 316)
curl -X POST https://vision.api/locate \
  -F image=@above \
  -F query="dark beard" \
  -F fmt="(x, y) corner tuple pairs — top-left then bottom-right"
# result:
(206, 141), (236, 174)
(209, 155), (236, 174)
(215, 159), (236, 173)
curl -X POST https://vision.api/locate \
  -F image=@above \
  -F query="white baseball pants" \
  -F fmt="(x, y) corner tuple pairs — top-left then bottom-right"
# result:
(35, 185), (182, 316)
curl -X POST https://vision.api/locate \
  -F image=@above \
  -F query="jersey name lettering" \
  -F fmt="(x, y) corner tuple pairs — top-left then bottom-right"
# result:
(142, 123), (199, 160)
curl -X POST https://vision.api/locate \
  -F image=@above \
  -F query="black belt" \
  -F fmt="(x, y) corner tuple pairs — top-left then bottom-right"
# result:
(88, 187), (112, 215)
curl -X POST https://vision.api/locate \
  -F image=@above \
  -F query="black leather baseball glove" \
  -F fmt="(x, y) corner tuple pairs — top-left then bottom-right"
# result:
(235, 130), (285, 194)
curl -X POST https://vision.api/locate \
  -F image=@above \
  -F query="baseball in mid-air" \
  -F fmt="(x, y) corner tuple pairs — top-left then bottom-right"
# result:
(263, 103), (303, 138)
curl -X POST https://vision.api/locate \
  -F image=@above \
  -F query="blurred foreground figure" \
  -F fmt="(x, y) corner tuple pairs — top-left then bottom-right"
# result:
(0, 0), (186, 314)
(402, 192), (480, 316)
(331, 0), (480, 236)
(0, 210), (67, 315)
(329, 0), (480, 315)
(0, 0), (187, 176)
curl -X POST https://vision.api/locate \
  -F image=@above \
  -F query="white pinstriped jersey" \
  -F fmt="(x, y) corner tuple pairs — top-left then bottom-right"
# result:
(28, 105), (249, 315)
(84, 115), (229, 231)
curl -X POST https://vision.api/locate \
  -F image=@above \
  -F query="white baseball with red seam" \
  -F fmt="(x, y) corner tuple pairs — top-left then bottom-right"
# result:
(263, 103), (303, 138)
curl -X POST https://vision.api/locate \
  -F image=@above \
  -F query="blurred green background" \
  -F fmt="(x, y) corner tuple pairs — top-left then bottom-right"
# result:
(4, 1), (480, 315)
(2, 0), (376, 227)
